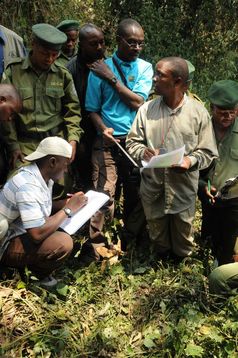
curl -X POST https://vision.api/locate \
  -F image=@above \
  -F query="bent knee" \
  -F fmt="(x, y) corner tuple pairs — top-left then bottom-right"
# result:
(47, 232), (73, 259)
(58, 234), (73, 255)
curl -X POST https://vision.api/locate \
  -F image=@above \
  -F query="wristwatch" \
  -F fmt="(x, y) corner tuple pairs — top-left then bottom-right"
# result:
(63, 207), (72, 218)
(108, 76), (118, 86)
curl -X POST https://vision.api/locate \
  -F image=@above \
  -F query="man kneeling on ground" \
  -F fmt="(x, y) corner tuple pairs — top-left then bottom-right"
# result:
(0, 136), (87, 287)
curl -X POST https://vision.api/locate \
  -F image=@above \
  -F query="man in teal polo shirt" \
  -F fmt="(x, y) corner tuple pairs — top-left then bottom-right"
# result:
(85, 18), (153, 253)
(199, 80), (238, 265)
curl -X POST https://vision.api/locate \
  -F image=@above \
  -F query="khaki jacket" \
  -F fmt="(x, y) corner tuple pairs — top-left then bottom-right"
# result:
(2, 55), (82, 154)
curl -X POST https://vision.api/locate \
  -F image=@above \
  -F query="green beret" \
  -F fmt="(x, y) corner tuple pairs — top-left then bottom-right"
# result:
(208, 80), (238, 109)
(57, 20), (80, 32)
(185, 60), (195, 81)
(32, 23), (67, 51)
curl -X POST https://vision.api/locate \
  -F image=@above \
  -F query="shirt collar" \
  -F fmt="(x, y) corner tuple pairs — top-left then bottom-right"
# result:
(162, 93), (188, 115)
(19, 163), (54, 191)
(113, 52), (135, 68)
(22, 53), (58, 73)
(59, 47), (77, 60)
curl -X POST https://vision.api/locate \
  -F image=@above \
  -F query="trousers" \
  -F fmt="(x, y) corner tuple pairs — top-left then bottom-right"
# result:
(90, 136), (139, 240)
(201, 200), (238, 265)
(144, 204), (195, 257)
(0, 231), (73, 278)
(209, 263), (238, 295)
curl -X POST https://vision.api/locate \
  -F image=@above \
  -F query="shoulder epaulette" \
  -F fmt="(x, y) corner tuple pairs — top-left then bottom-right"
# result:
(148, 89), (157, 101)
(5, 57), (24, 69)
(188, 91), (204, 104)
(54, 60), (68, 69)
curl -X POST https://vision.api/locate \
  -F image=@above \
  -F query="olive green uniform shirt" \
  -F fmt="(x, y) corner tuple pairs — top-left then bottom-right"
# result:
(1, 55), (82, 154)
(55, 48), (77, 68)
(207, 118), (238, 191)
(126, 95), (218, 219)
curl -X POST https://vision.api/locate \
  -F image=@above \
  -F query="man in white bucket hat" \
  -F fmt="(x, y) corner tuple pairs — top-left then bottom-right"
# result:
(0, 136), (87, 287)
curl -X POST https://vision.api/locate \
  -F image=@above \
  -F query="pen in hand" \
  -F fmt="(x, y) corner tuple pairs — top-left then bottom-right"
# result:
(207, 179), (217, 204)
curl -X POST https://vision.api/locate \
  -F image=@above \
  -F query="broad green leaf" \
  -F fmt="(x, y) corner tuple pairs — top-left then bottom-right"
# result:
(110, 265), (124, 275)
(56, 283), (69, 296)
(17, 280), (26, 289)
(185, 343), (204, 357)
(143, 336), (156, 348)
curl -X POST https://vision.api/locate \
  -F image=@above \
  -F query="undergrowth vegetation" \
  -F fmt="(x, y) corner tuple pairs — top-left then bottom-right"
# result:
(1, 1), (238, 356)
(0, 204), (238, 357)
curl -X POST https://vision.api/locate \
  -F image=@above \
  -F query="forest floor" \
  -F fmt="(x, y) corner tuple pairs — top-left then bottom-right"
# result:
(0, 201), (238, 358)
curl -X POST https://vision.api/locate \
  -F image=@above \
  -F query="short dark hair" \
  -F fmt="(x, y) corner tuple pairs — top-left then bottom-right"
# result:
(79, 23), (103, 42)
(117, 18), (143, 37)
(161, 57), (189, 84)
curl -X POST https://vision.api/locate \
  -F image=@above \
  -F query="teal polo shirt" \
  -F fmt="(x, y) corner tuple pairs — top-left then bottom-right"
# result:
(85, 52), (153, 136)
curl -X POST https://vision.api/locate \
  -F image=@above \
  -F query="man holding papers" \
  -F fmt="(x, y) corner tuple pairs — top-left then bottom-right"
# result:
(199, 80), (238, 266)
(85, 19), (153, 253)
(126, 57), (218, 259)
(0, 137), (87, 287)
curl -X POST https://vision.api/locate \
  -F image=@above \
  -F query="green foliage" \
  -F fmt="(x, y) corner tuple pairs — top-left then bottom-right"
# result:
(1, 1), (238, 356)
(1, 0), (238, 100)
(1, 252), (238, 357)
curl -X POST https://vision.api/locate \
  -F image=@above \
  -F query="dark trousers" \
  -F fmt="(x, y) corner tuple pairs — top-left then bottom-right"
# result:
(90, 136), (139, 240)
(71, 133), (95, 192)
(201, 200), (238, 265)
(0, 231), (73, 278)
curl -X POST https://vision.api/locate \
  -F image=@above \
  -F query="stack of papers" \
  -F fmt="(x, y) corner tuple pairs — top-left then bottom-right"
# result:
(60, 190), (109, 235)
(141, 145), (185, 169)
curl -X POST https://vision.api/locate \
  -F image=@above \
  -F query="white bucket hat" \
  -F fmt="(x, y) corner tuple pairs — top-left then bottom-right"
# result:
(25, 136), (72, 161)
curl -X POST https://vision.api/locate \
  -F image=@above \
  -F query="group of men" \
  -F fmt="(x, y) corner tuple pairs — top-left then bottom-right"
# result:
(0, 18), (237, 294)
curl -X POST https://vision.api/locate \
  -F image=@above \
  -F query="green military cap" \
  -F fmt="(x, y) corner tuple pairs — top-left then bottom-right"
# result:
(208, 80), (238, 109)
(185, 60), (195, 81)
(32, 23), (67, 51)
(57, 20), (80, 32)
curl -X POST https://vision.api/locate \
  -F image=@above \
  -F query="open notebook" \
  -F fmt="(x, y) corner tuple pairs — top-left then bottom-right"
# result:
(60, 190), (109, 235)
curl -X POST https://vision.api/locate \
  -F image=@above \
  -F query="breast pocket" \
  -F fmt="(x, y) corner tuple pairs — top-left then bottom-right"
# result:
(19, 88), (34, 113)
(45, 88), (64, 112)
(183, 133), (198, 154)
(230, 148), (238, 160)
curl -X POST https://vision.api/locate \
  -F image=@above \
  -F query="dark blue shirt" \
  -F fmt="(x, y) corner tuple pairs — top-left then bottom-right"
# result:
(0, 29), (6, 77)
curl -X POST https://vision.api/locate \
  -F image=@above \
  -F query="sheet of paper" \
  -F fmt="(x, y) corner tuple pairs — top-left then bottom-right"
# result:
(141, 145), (185, 169)
(60, 190), (109, 235)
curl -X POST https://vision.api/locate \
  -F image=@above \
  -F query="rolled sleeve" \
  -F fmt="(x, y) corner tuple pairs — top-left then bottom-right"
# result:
(132, 63), (153, 100)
